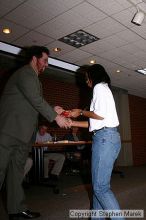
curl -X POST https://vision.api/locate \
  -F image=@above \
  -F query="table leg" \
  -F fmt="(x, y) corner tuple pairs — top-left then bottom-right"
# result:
(33, 147), (44, 184)
(37, 148), (41, 183)
(40, 147), (44, 180)
(32, 147), (37, 183)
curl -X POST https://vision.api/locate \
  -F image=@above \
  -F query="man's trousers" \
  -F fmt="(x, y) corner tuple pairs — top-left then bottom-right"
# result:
(0, 132), (29, 214)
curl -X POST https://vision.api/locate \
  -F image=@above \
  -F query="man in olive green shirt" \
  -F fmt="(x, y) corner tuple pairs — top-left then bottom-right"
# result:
(0, 46), (70, 219)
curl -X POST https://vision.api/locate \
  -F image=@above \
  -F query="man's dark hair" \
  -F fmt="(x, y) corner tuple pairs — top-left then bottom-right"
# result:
(19, 45), (50, 64)
(87, 64), (111, 88)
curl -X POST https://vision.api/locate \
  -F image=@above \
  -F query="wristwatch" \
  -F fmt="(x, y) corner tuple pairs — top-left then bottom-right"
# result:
(80, 110), (83, 116)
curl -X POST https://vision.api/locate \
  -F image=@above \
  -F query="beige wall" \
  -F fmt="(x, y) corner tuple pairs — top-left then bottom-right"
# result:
(113, 89), (133, 166)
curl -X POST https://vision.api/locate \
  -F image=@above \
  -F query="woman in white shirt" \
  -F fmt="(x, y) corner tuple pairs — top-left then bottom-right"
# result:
(69, 64), (124, 220)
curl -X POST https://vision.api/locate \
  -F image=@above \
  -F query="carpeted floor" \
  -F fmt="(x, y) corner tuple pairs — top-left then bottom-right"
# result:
(1, 166), (146, 220)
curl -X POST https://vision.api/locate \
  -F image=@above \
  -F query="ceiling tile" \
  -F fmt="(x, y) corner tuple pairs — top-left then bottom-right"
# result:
(103, 35), (128, 47)
(131, 23), (146, 38)
(70, 2), (107, 23)
(36, 2), (107, 39)
(130, 0), (143, 4)
(115, 0), (133, 8)
(84, 17), (126, 39)
(99, 47), (131, 63)
(81, 34), (128, 56)
(80, 39), (116, 55)
(133, 51), (146, 61)
(121, 43), (141, 54)
(27, 0), (84, 17)
(58, 49), (92, 63)
(13, 31), (54, 47)
(5, 3), (50, 29)
(87, 0), (131, 15)
(36, 15), (79, 39)
(133, 39), (146, 51)
(0, 0), (25, 17)
(116, 29), (142, 42)
(4, 0), (84, 29)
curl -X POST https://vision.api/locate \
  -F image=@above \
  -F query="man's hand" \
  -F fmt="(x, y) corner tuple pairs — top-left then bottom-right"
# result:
(55, 115), (72, 129)
(54, 106), (64, 114)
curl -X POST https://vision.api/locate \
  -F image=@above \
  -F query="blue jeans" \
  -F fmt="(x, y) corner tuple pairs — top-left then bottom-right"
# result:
(91, 127), (125, 220)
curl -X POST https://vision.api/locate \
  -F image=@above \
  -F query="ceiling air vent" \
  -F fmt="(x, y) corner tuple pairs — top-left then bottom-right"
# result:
(59, 30), (100, 48)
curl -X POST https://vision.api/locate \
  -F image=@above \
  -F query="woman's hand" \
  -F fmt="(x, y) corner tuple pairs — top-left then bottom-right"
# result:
(68, 109), (82, 118)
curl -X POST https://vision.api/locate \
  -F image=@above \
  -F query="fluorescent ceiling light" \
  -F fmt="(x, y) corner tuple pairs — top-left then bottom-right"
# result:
(137, 68), (146, 75)
(49, 58), (78, 72)
(0, 41), (79, 72)
(0, 42), (21, 55)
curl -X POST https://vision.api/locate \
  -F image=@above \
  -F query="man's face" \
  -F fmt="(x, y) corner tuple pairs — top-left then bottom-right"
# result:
(36, 52), (49, 74)
(39, 126), (47, 136)
(72, 127), (78, 134)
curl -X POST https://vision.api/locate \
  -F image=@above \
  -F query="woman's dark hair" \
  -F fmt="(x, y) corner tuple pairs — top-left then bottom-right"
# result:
(76, 65), (90, 86)
(76, 65), (90, 75)
(19, 45), (50, 64)
(87, 64), (111, 87)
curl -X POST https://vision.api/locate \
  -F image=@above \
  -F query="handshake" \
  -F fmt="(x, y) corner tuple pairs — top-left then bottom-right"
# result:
(54, 106), (82, 129)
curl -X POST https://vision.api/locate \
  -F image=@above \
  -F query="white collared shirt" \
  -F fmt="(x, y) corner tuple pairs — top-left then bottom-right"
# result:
(36, 132), (52, 143)
(89, 83), (119, 132)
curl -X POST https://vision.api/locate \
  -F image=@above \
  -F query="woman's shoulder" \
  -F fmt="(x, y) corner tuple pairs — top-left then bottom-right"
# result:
(94, 83), (107, 90)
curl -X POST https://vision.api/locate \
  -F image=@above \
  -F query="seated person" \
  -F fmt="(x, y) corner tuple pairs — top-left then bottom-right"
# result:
(64, 127), (86, 173)
(64, 127), (85, 154)
(36, 125), (65, 185)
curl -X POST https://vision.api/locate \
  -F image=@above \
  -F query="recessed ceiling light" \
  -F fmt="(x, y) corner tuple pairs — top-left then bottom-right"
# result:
(116, 69), (121, 73)
(53, 47), (61, 52)
(90, 60), (96, 64)
(2, 28), (11, 34)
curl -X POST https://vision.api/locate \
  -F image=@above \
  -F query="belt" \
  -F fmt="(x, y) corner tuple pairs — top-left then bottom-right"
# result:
(92, 126), (117, 135)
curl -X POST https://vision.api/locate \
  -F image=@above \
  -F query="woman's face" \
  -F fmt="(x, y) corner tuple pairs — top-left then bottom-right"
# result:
(85, 73), (92, 88)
